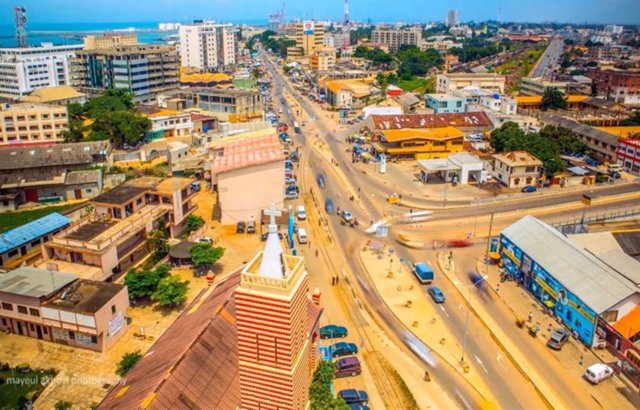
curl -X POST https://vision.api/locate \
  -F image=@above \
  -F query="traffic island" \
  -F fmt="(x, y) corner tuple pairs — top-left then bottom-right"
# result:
(358, 243), (497, 403)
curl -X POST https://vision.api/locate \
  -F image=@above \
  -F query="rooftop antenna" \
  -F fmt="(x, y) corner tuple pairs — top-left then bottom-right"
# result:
(497, 6), (503, 27)
(14, 5), (27, 48)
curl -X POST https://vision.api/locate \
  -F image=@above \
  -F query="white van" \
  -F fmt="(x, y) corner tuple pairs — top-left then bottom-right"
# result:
(583, 363), (614, 384)
(297, 205), (307, 220)
(607, 163), (622, 173)
(297, 228), (308, 244)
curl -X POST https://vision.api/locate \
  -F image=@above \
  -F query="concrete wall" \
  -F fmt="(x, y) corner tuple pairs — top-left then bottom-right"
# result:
(218, 161), (284, 225)
(94, 285), (129, 351)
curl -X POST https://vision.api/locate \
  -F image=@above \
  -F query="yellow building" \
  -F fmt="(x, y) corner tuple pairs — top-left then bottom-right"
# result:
(310, 47), (336, 71)
(83, 34), (138, 50)
(373, 126), (465, 160)
(20, 85), (86, 105)
(515, 95), (588, 110)
(0, 103), (67, 146)
(287, 21), (325, 57)
(595, 126), (640, 138)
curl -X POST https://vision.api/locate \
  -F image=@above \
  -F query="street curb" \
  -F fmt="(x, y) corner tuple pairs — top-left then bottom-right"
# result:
(436, 252), (554, 409)
(353, 245), (494, 405)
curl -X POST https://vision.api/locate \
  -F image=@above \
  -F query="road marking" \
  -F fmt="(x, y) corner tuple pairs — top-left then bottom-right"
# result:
(439, 305), (449, 317)
(455, 389), (473, 410)
(475, 355), (489, 374)
(496, 353), (507, 370)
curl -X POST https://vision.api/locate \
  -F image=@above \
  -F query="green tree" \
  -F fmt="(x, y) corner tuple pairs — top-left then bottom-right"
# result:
(124, 264), (171, 300)
(283, 65), (292, 73)
(151, 275), (189, 307)
(489, 121), (526, 153)
(376, 72), (388, 88)
(621, 111), (640, 126)
(116, 351), (142, 377)
(146, 219), (170, 260)
(185, 215), (205, 234)
(396, 45), (442, 78)
(190, 242), (225, 274)
(541, 87), (568, 111)
(309, 361), (350, 409)
(54, 401), (72, 410)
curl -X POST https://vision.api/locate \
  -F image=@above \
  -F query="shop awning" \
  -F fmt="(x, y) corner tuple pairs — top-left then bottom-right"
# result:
(613, 304), (640, 339)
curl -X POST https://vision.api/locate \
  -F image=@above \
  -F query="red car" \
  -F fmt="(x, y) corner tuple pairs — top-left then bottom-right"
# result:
(447, 239), (473, 248)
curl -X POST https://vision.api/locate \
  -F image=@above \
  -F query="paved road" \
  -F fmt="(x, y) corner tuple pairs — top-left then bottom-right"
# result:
(529, 38), (564, 80)
(261, 49), (533, 408)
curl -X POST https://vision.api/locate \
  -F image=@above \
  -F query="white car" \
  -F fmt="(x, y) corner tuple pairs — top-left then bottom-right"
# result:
(583, 363), (614, 384)
(196, 236), (213, 243)
(297, 205), (306, 220)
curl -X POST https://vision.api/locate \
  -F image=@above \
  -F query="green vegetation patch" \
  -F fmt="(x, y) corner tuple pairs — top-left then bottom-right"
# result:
(0, 204), (79, 234)
(0, 366), (55, 410)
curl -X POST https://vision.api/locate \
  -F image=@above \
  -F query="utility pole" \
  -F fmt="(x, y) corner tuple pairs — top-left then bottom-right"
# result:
(484, 212), (494, 274)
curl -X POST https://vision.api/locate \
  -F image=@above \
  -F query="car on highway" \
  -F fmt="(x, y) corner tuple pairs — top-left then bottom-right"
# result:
(317, 174), (326, 188)
(337, 389), (369, 405)
(427, 287), (445, 303)
(547, 328), (570, 350)
(340, 209), (353, 223)
(325, 198), (334, 213)
(521, 185), (537, 193)
(319, 324), (348, 339)
(447, 238), (473, 248)
(330, 342), (358, 358)
(236, 221), (246, 234)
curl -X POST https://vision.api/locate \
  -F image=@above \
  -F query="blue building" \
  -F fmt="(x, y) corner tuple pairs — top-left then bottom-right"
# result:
(0, 212), (71, 267)
(426, 94), (466, 114)
(500, 216), (638, 347)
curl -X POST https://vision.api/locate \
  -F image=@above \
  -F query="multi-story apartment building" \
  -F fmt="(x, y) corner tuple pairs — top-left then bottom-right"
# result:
(40, 177), (197, 280)
(287, 21), (325, 57)
(371, 26), (422, 52)
(83, 34), (138, 50)
(617, 138), (640, 175)
(179, 22), (236, 70)
(492, 151), (543, 188)
(310, 47), (336, 71)
(323, 31), (350, 49)
(70, 45), (179, 103)
(520, 77), (568, 96)
(0, 43), (83, 100)
(0, 103), (67, 146)
(235, 211), (322, 409)
(436, 73), (505, 94)
(587, 68), (640, 106)
(0, 267), (128, 352)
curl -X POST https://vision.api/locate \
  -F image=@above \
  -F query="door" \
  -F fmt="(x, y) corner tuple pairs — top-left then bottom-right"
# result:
(16, 321), (23, 335)
(20, 246), (27, 256)
(36, 325), (43, 339)
(74, 189), (82, 199)
(25, 189), (38, 203)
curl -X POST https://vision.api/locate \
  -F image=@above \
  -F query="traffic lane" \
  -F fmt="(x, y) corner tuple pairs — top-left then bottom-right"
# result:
(399, 245), (542, 409)
(453, 248), (598, 410)
(430, 183), (640, 221)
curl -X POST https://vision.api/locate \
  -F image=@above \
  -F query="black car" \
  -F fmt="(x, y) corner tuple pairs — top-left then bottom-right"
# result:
(338, 389), (369, 405)
(236, 221), (246, 233)
(286, 185), (300, 194)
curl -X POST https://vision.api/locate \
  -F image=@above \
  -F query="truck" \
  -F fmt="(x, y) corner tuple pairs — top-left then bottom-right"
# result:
(413, 262), (434, 284)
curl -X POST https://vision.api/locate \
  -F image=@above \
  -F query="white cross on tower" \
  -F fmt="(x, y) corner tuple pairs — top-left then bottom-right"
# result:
(263, 203), (282, 234)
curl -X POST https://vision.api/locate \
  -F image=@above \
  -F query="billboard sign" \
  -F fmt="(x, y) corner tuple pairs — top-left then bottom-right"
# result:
(303, 20), (315, 35)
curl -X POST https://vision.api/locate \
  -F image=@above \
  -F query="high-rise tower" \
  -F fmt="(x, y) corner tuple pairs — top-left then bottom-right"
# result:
(343, 0), (349, 25)
(235, 204), (322, 410)
(14, 6), (27, 48)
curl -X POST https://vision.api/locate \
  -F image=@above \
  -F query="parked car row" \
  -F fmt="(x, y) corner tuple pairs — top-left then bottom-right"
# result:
(236, 220), (256, 234)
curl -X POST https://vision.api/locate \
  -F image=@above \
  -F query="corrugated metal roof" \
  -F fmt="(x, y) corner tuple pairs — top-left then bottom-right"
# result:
(0, 212), (71, 254)
(210, 134), (285, 174)
(371, 112), (493, 130)
(502, 216), (638, 313)
(0, 267), (77, 298)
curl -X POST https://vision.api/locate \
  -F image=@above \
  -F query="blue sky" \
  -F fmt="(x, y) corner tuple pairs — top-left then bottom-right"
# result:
(2, 0), (639, 25)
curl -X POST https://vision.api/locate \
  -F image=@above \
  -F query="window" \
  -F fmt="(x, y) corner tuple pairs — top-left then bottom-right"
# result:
(111, 305), (116, 315)
(68, 331), (75, 340)
(91, 335), (97, 344)
(29, 308), (39, 317)
(1, 302), (12, 311)
(30, 239), (41, 247)
(17, 305), (28, 314)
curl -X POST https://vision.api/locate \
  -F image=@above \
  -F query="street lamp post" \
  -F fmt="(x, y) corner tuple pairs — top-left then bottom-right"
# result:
(460, 274), (488, 363)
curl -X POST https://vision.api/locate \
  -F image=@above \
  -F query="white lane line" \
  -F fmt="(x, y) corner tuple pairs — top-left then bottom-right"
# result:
(475, 355), (489, 374)
(439, 305), (450, 317)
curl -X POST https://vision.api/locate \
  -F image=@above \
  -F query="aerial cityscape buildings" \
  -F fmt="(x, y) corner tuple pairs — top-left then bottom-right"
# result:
(0, 2), (640, 409)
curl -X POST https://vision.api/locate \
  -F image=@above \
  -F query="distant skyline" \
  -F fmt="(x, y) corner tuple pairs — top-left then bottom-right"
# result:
(1, 0), (639, 26)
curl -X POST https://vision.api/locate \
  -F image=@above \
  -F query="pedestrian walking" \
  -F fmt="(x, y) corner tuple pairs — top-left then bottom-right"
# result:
(496, 283), (500, 293)
(315, 249), (319, 258)
(331, 277), (336, 286)
(336, 276), (340, 284)
(528, 312), (533, 322)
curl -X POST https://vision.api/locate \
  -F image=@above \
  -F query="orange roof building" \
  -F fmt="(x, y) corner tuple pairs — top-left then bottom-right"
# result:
(373, 126), (465, 160)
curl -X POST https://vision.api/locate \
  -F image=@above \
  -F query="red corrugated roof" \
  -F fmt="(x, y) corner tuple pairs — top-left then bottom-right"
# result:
(98, 273), (242, 410)
(371, 112), (493, 130)
(210, 134), (285, 174)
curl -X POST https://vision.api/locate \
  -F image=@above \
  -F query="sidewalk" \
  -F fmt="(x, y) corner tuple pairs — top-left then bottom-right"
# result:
(358, 245), (497, 404)
(436, 251), (638, 410)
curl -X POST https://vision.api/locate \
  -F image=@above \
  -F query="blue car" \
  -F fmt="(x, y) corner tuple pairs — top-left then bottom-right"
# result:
(320, 325), (348, 339)
(348, 405), (370, 410)
(330, 342), (358, 358)
(338, 389), (369, 405)
(428, 287), (445, 303)
(325, 198), (334, 214)
(317, 174), (326, 189)
(521, 185), (537, 193)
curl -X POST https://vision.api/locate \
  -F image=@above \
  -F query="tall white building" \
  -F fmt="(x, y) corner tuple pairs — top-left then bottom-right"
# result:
(179, 22), (236, 71)
(0, 43), (83, 100)
(447, 10), (459, 27)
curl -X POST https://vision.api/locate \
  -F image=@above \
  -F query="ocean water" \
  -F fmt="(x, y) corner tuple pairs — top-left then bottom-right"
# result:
(0, 22), (178, 48)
